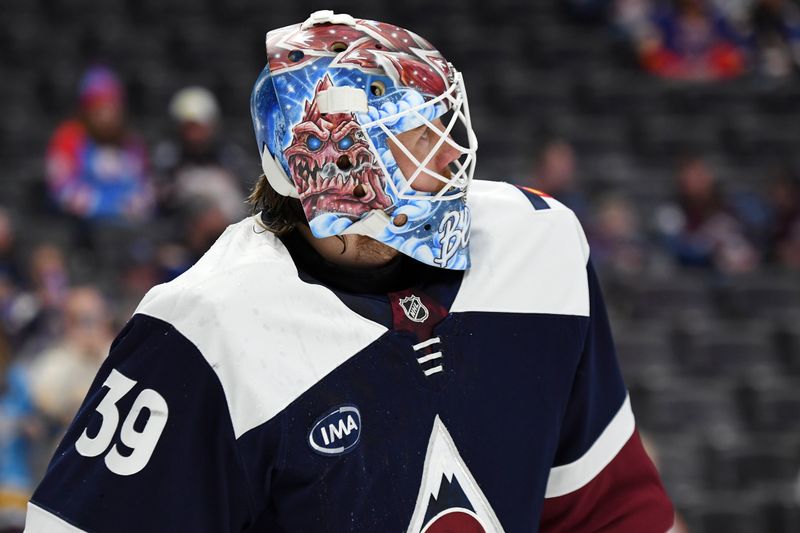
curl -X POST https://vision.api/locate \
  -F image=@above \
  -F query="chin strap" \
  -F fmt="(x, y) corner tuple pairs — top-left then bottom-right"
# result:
(341, 210), (392, 239)
(261, 145), (299, 199)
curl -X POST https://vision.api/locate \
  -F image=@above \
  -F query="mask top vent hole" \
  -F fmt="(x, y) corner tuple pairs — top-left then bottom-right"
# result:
(370, 81), (385, 97)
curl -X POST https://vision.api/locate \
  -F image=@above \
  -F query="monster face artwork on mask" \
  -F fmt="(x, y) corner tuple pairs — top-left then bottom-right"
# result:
(284, 76), (392, 222)
(251, 13), (478, 270)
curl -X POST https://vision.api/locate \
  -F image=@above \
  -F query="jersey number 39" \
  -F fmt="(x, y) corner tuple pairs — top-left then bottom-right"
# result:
(75, 368), (169, 476)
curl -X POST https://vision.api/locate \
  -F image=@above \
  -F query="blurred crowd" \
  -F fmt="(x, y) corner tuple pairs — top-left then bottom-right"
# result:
(1, 3), (800, 529)
(557, 0), (800, 278)
(616, 0), (800, 80)
(567, 0), (800, 80)
(0, 66), (250, 531)
(529, 137), (800, 276)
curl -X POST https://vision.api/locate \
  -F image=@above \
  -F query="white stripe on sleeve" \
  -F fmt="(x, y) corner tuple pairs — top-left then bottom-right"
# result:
(545, 394), (635, 498)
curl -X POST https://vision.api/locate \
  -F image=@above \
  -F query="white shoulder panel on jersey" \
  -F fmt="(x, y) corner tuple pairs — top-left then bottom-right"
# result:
(136, 216), (388, 439)
(25, 502), (87, 533)
(451, 180), (590, 316)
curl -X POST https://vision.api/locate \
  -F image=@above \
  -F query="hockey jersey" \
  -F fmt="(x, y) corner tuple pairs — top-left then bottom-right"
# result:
(25, 180), (673, 532)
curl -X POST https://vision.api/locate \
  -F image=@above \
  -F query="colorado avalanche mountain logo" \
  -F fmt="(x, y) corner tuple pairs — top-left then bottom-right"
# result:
(399, 295), (430, 323)
(408, 416), (504, 533)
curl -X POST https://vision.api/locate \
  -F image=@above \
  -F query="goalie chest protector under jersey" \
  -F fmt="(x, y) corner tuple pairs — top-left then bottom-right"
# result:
(27, 180), (672, 532)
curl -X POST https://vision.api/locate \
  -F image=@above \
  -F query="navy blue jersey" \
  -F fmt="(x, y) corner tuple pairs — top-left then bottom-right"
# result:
(26, 180), (673, 532)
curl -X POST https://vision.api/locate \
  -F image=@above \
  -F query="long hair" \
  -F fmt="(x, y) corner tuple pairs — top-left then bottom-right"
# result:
(247, 174), (306, 236)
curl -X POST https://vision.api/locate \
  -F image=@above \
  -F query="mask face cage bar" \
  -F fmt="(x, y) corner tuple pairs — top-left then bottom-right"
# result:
(358, 71), (478, 203)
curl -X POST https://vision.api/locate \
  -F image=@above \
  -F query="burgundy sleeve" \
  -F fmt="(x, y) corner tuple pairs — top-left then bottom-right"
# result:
(540, 262), (674, 532)
(540, 431), (674, 532)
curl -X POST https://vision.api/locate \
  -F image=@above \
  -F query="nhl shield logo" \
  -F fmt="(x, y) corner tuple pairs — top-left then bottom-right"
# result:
(399, 295), (429, 323)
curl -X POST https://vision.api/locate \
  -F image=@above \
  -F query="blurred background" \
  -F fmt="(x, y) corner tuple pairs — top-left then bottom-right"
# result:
(0, 0), (799, 531)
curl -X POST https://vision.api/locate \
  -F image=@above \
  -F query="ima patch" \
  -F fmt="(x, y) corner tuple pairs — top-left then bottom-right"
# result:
(308, 405), (361, 456)
(399, 295), (430, 323)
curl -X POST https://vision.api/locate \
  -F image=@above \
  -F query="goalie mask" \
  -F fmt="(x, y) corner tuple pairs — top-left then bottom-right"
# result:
(251, 10), (478, 270)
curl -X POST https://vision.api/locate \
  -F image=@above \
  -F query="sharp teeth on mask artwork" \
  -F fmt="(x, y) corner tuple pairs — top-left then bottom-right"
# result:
(289, 157), (390, 218)
(283, 76), (392, 220)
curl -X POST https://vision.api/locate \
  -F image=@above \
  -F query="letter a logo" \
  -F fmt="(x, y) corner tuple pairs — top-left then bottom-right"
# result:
(407, 416), (504, 533)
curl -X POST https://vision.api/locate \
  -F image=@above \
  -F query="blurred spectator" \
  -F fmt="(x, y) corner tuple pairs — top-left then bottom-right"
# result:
(130, 200), (231, 289)
(45, 66), (154, 224)
(615, 0), (658, 43)
(174, 200), (229, 271)
(587, 194), (650, 274)
(0, 244), (70, 356)
(620, 0), (748, 80)
(766, 166), (800, 268)
(0, 210), (21, 289)
(655, 156), (760, 272)
(26, 287), (112, 430)
(28, 244), (69, 317)
(526, 139), (590, 221)
(152, 86), (247, 224)
(0, 329), (27, 533)
(0, 210), (32, 350)
(0, 287), (111, 530)
(746, 0), (800, 77)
